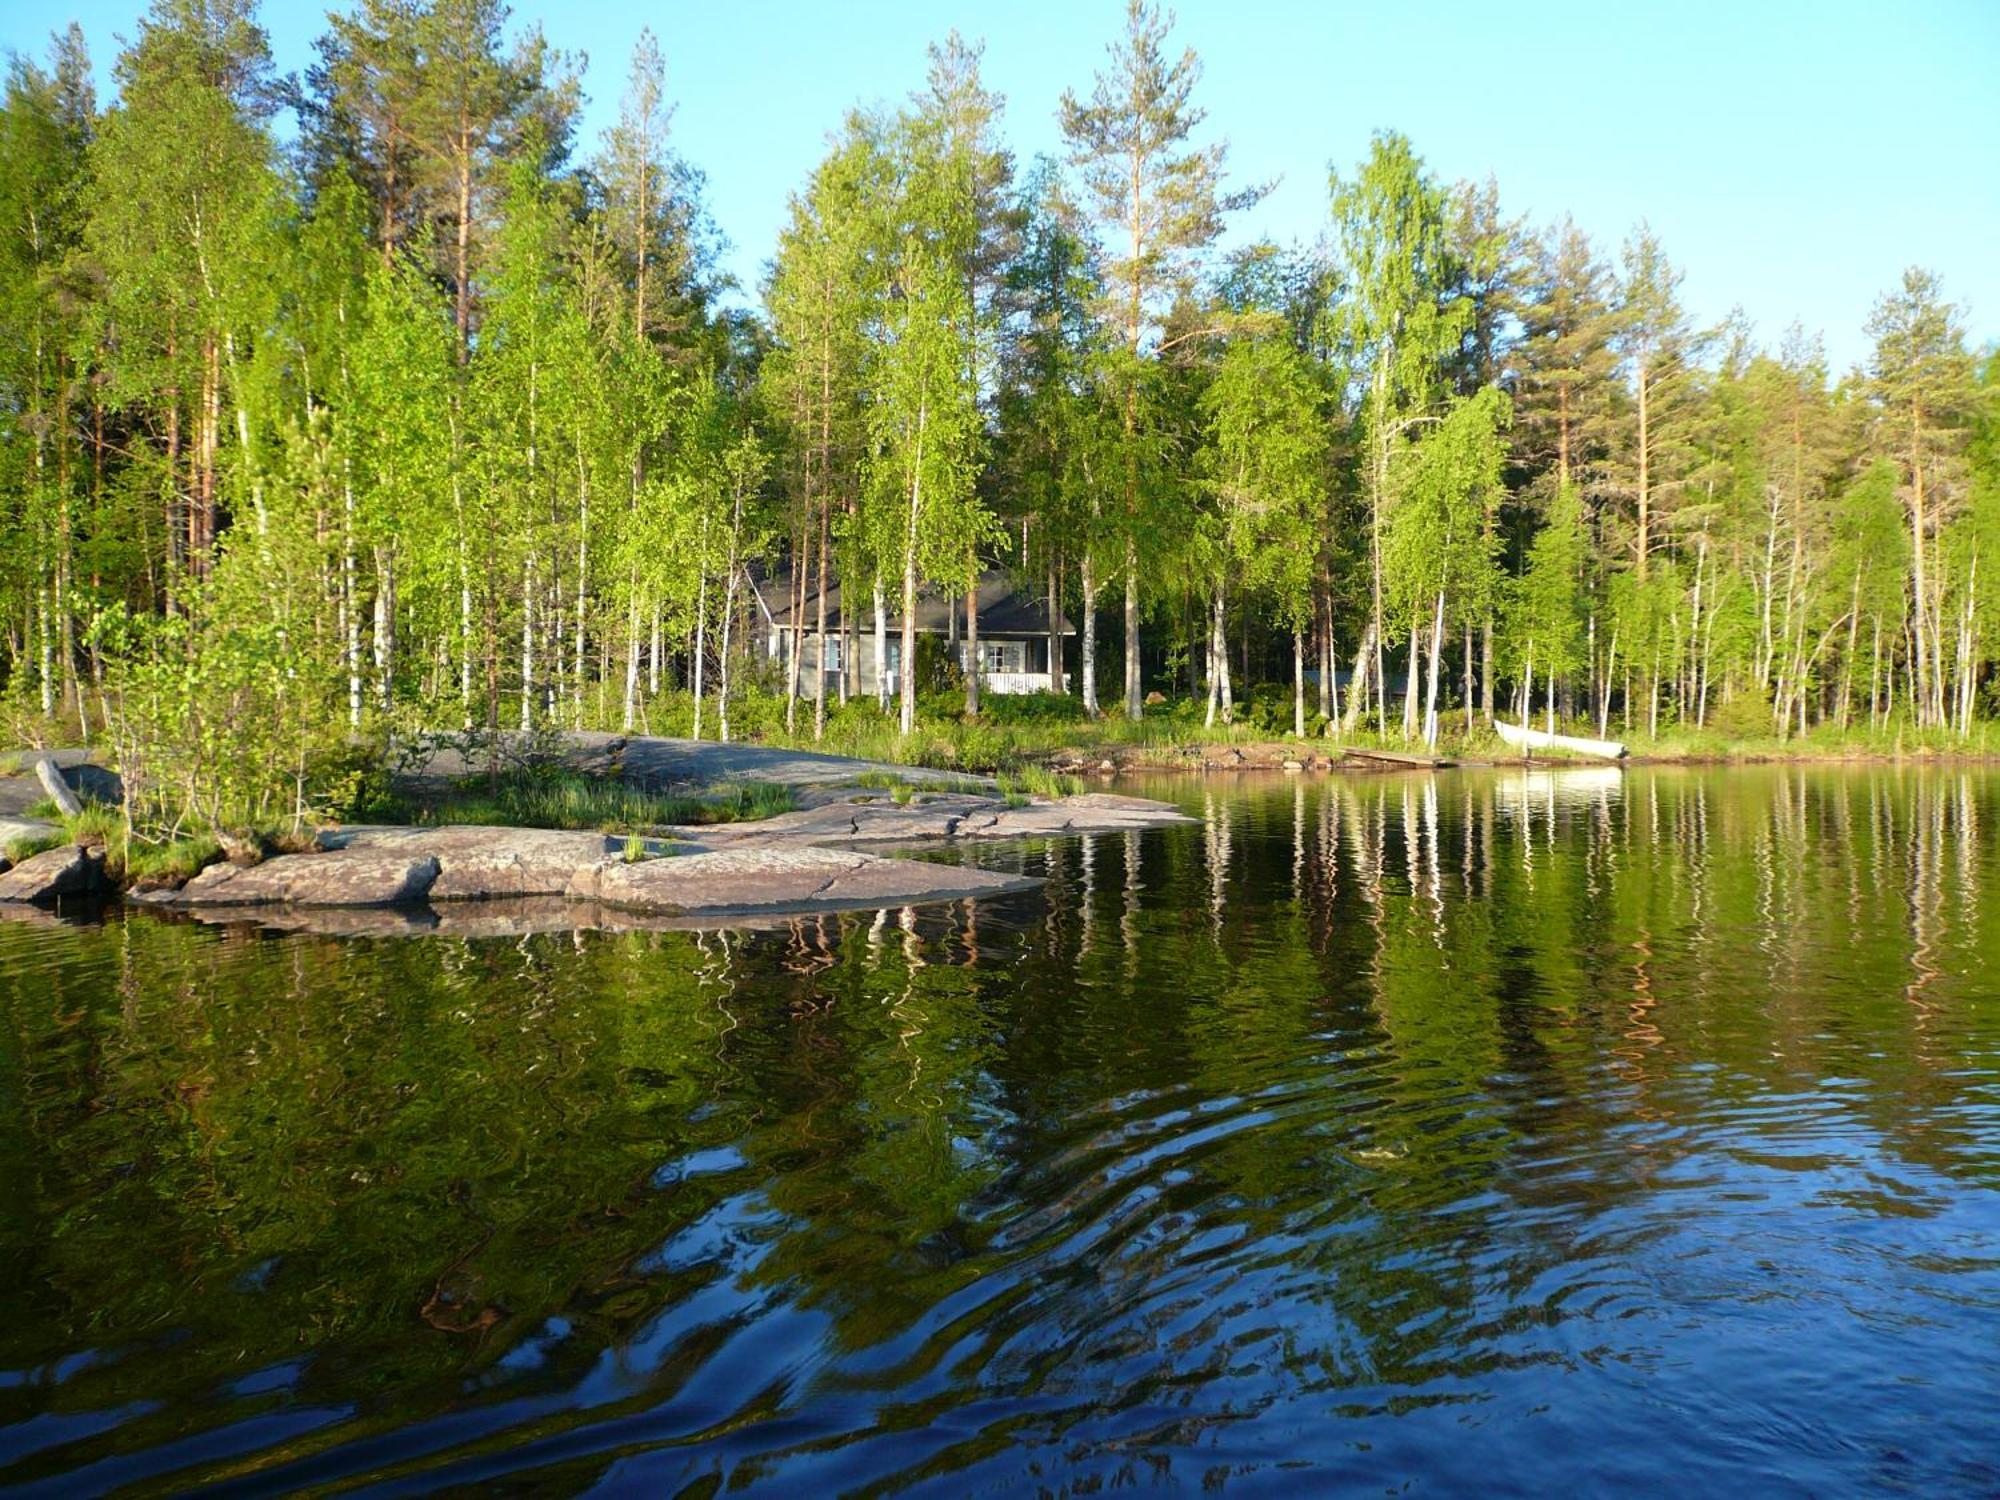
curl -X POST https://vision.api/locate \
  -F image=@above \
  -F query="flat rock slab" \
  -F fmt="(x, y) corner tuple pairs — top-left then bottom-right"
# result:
(569, 844), (1038, 916)
(680, 794), (997, 849)
(948, 797), (1196, 841)
(131, 791), (1186, 928)
(679, 792), (1192, 851)
(0, 844), (107, 904)
(320, 824), (645, 899)
(171, 894), (983, 940)
(174, 850), (442, 907)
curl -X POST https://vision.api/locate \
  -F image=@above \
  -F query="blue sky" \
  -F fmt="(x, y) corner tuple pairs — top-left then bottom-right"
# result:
(12, 0), (1999, 370)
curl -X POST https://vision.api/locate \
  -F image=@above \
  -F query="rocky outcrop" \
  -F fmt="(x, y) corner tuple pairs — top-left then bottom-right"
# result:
(568, 843), (1037, 916)
(148, 820), (1046, 921)
(170, 849), (443, 907)
(321, 824), (651, 899)
(679, 791), (1193, 851)
(130, 786), (1188, 931)
(0, 844), (107, 904)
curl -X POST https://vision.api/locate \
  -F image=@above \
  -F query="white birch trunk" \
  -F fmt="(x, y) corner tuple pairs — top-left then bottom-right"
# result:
(1293, 628), (1306, 739)
(1423, 590), (1445, 748)
(520, 553), (536, 732)
(1080, 553), (1100, 716)
(874, 578), (889, 710)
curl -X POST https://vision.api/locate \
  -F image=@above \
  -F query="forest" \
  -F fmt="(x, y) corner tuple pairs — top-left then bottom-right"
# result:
(2, 0), (1997, 839)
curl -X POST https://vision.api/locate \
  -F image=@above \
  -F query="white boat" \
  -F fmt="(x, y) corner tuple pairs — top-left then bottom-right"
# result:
(1492, 719), (1627, 760)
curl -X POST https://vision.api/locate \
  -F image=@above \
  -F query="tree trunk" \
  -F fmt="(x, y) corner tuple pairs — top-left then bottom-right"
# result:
(1343, 619), (1376, 737)
(719, 552), (741, 745)
(649, 604), (661, 696)
(1203, 582), (1223, 729)
(1909, 403), (1930, 726)
(1599, 628), (1619, 740)
(455, 121), (474, 361)
(344, 474), (361, 729)
(574, 462), (589, 726)
(1636, 360), (1651, 580)
(1293, 628), (1306, 738)
(691, 553), (708, 741)
(622, 577), (641, 731)
(520, 552), (536, 732)
(1463, 621), (1475, 736)
(785, 507), (808, 734)
(1208, 584), (1224, 724)
(1123, 537), (1142, 719)
(964, 576), (982, 717)
(373, 546), (395, 712)
(899, 398), (926, 737)
(1081, 552), (1100, 716)
(1048, 556), (1064, 695)
(874, 577), (889, 710)
(1423, 590), (1445, 748)
(1327, 637), (1342, 730)
(1402, 608), (1422, 740)
(812, 492), (831, 739)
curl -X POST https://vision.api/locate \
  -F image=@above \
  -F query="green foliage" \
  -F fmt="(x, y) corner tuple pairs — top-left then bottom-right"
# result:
(0, 0), (1993, 792)
(388, 769), (797, 833)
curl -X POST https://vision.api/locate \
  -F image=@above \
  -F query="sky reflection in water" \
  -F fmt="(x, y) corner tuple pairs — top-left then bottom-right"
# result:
(1, 765), (1996, 1495)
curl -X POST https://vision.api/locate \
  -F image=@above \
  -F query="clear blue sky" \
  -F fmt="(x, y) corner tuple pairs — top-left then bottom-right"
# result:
(12, 0), (1999, 370)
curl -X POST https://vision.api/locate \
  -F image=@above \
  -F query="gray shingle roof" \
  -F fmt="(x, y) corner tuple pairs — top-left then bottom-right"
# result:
(750, 566), (1073, 637)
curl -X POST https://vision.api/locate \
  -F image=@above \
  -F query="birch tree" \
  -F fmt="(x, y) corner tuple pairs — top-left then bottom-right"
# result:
(1060, 0), (1262, 719)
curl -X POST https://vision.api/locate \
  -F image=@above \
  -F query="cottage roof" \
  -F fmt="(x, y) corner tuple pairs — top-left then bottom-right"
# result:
(750, 566), (1073, 637)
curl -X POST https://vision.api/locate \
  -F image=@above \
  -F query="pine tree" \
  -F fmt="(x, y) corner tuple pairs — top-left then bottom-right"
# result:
(1612, 223), (1702, 581)
(1865, 267), (1975, 727)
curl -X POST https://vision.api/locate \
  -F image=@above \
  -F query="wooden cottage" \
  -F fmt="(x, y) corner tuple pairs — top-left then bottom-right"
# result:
(748, 568), (1073, 699)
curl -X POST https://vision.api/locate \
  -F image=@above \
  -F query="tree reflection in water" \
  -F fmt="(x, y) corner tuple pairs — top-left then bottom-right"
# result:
(0, 766), (1996, 1494)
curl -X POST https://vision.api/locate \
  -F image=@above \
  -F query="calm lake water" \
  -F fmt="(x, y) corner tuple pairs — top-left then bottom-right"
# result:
(2, 766), (1998, 1496)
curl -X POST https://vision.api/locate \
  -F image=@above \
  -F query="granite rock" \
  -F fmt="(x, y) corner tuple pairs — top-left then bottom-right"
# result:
(0, 843), (106, 904)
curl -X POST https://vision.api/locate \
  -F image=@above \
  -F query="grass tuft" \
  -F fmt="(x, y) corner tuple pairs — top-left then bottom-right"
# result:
(390, 770), (797, 834)
(5, 830), (69, 864)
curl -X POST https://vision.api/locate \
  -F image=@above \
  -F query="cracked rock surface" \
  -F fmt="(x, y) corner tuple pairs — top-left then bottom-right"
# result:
(119, 742), (1192, 931)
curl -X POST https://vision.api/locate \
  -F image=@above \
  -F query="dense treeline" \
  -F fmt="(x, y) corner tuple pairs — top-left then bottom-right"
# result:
(2, 0), (1996, 834)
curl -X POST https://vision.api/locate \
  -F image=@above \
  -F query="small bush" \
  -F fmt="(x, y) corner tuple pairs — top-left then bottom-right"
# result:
(1707, 688), (1775, 742)
(978, 692), (1090, 726)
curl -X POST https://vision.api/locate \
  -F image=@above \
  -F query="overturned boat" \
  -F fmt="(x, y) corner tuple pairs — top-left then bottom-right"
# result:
(1493, 719), (1627, 761)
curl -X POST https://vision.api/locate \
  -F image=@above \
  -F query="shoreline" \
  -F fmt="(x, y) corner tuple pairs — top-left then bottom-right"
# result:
(1, 739), (1196, 927)
(1038, 738), (2000, 776)
(7, 729), (1998, 924)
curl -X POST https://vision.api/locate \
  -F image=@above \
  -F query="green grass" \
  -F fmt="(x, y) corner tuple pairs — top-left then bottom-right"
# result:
(390, 770), (797, 834)
(4, 800), (225, 887)
(4, 829), (69, 864)
(851, 768), (981, 798)
(998, 766), (1084, 801)
(122, 834), (224, 884)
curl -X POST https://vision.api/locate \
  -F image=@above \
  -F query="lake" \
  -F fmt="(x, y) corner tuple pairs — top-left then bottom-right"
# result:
(2, 766), (1997, 1495)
